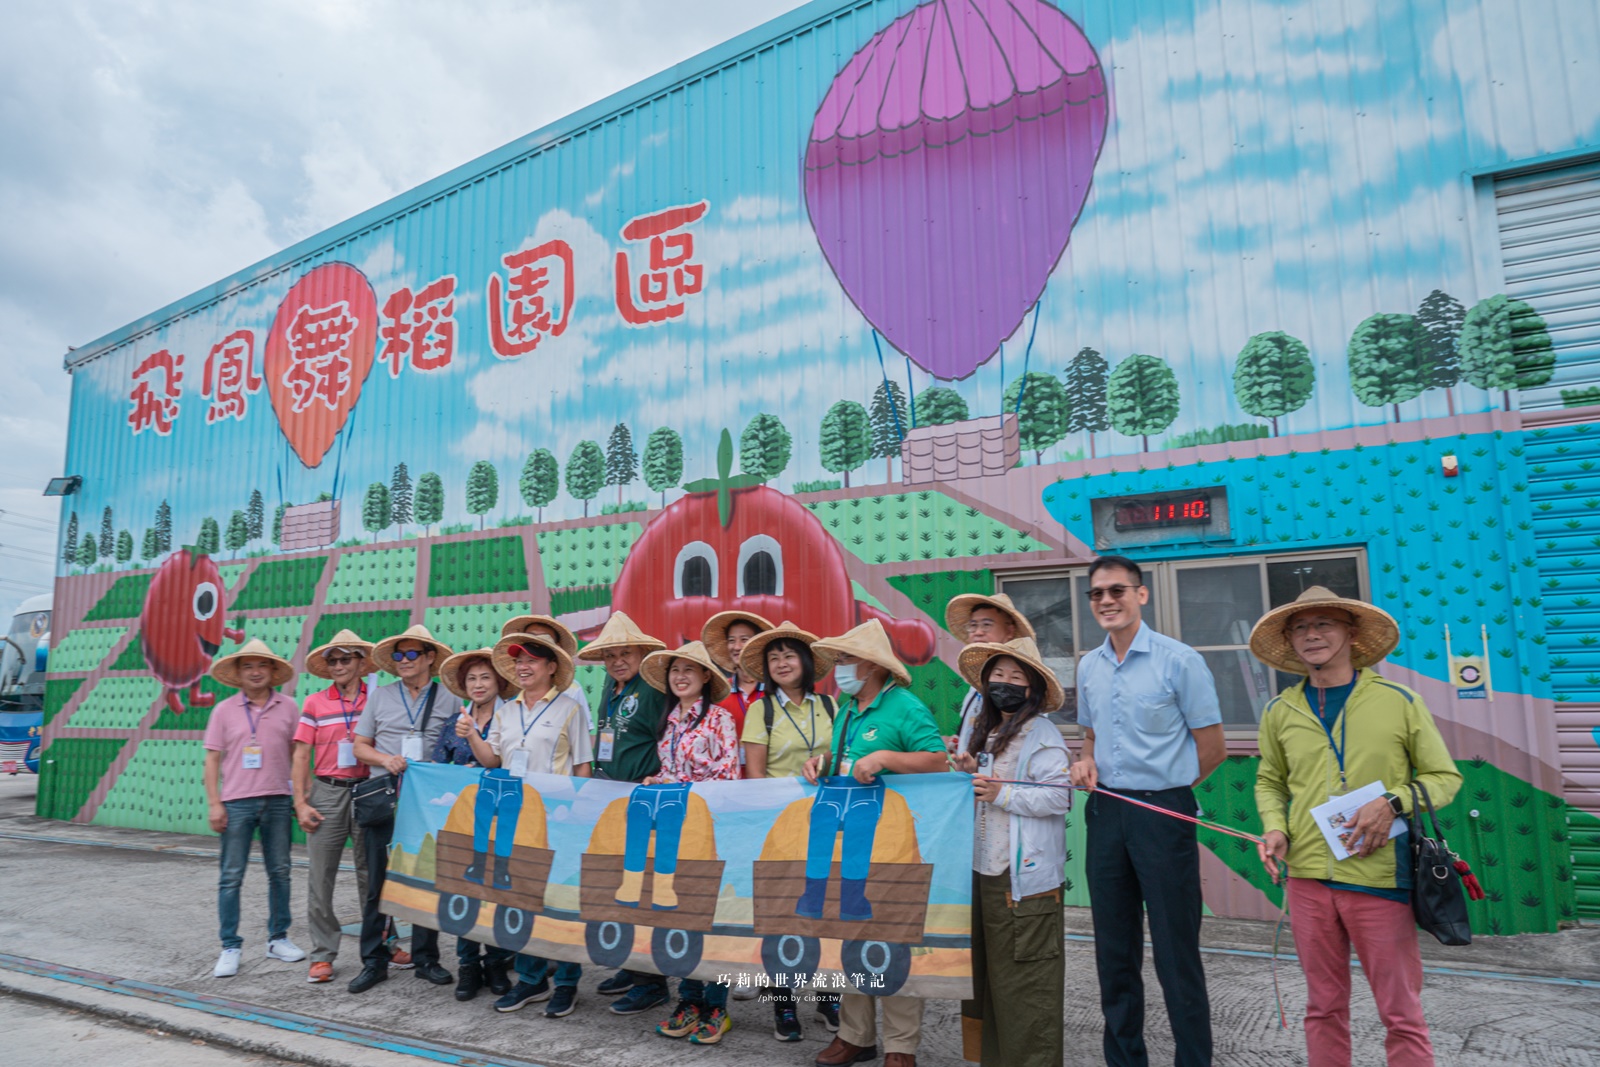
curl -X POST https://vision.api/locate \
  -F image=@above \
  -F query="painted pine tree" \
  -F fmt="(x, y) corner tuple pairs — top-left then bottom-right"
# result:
(1416, 289), (1466, 416)
(246, 489), (265, 542)
(155, 500), (173, 553)
(389, 463), (413, 534)
(604, 423), (638, 507)
(1063, 347), (1110, 458)
(869, 380), (910, 483)
(61, 511), (78, 568)
(99, 507), (114, 558)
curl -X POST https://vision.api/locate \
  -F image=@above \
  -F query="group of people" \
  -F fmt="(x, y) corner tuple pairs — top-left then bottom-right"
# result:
(201, 553), (1460, 1067)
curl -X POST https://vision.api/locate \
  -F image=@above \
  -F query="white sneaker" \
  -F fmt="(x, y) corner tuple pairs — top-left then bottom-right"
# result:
(266, 938), (307, 963)
(731, 986), (760, 1000)
(213, 948), (242, 977)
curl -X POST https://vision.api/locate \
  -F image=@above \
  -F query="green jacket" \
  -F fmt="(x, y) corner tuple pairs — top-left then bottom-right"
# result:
(596, 673), (667, 783)
(1255, 668), (1462, 888)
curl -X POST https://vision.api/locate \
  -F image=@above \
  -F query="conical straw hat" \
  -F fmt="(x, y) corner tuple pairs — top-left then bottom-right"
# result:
(500, 614), (579, 658)
(439, 647), (518, 701)
(492, 633), (576, 695)
(944, 592), (1036, 642)
(371, 624), (453, 676)
(639, 641), (733, 704)
(576, 610), (667, 661)
(957, 636), (1065, 714)
(210, 638), (295, 689)
(812, 618), (911, 688)
(304, 628), (375, 680)
(701, 610), (775, 672)
(738, 620), (837, 682)
(1248, 586), (1399, 676)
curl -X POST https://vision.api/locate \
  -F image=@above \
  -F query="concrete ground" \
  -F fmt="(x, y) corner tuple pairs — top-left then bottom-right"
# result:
(1, 772), (1597, 1066)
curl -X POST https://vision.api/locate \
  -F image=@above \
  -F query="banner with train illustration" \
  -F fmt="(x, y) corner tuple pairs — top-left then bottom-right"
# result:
(381, 764), (974, 999)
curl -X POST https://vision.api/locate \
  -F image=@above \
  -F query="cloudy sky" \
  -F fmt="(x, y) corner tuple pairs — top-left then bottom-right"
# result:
(0, 0), (804, 619)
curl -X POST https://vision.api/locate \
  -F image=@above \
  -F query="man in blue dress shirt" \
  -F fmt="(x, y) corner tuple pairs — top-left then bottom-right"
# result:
(1069, 555), (1226, 1067)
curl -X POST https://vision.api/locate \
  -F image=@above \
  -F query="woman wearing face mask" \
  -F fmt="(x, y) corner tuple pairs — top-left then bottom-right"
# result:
(950, 637), (1072, 1067)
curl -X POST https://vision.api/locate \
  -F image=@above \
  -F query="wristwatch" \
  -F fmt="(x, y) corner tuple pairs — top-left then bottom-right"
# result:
(1383, 791), (1405, 817)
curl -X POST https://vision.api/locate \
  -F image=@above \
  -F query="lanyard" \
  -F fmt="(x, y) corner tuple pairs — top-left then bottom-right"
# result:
(605, 680), (631, 731)
(398, 683), (427, 731)
(242, 698), (264, 742)
(666, 700), (705, 778)
(841, 684), (892, 760)
(1313, 684), (1349, 790)
(334, 683), (364, 736)
(779, 694), (819, 753)
(517, 697), (555, 741)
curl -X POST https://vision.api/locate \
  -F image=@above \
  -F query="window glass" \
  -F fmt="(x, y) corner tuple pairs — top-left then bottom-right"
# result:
(997, 576), (1078, 723)
(1175, 564), (1262, 647)
(1267, 557), (1360, 606)
(1198, 648), (1276, 726)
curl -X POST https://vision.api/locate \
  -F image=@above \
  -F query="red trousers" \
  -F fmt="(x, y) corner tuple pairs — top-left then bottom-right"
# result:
(1286, 878), (1435, 1067)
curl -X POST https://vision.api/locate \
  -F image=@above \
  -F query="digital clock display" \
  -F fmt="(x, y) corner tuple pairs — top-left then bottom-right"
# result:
(1112, 493), (1213, 531)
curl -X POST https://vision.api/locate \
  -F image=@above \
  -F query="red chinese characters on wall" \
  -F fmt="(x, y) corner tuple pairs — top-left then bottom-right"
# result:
(380, 276), (457, 377)
(200, 330), (262, 424)
(282, 301), (363, 413)
(128, 349), (184, 436)
(614, 201), (709, 326)
(487, 242), (574, 358)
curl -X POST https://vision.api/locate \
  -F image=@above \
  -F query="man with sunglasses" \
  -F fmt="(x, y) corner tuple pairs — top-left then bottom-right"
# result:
(349, 625), (455, 994)
(1069, 556), (1224, 1067)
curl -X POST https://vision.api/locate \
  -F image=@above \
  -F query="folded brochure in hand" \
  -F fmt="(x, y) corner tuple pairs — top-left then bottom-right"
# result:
(1309, 780), (1406, 861)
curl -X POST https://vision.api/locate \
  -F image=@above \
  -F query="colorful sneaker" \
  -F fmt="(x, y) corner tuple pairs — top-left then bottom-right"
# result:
(688, 1007), (732, 1045)
(612, 985), (669, 1016)
(655, 1000), (703, 1038)
(266, 938), (306, 963)
(306, 961), (334, 984)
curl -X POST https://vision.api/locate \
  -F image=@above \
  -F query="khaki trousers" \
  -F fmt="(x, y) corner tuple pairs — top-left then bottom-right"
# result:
(839, 991), (923, 1056)
(305, 778), (368, 964)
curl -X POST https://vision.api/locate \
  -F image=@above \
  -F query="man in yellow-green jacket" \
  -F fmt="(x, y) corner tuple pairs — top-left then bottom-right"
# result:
(1250, 587), (1461, 1067)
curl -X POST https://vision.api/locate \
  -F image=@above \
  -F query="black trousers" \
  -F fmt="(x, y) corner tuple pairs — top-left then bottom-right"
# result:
(359, 815), (439, 967)
(1086, 785), (1212, 1067)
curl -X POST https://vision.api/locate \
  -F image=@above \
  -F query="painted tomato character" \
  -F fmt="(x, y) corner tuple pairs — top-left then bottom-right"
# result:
(139, 549), (245, 714)
(604, 433), (934, 664)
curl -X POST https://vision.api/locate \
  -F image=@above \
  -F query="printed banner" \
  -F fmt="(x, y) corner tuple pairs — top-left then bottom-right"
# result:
(1450, 653), (1488, 700)
(381, 764), (974, 999)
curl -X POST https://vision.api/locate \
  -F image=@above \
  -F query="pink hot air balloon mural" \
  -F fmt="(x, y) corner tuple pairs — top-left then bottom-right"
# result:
(805, 0), (1109, 381)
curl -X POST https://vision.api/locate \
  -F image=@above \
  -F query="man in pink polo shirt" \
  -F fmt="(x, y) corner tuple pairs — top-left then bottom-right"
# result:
(202, 639), (305, 979)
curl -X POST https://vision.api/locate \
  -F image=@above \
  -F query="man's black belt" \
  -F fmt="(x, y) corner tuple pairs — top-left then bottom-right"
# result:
(316, 775), (359, 787)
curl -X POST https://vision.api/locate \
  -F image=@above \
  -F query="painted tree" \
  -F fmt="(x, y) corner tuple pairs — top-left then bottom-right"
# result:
(390, 462), (413, 533)
(271, 502), (287, 545)
(196, 517), (220, 555)
(246, 489), (265, 541)
(917, 387), (969, 426)
(1459, 293), (1557, 411)
(1347, 312), (1426, 422)
(225, 510), (251, 556)
(868, 380), (910, 483)
(740, 412), (792, 483)
(1003, 371), (1072, 464)
(519, 449), (560, 522)
(1232, 331), (1315, 436)
(1416, 289), (1466, 415)
(98, 506), (115, 558)
(76, 533), (97, 570)
(415, 472), (444, 534)
(360, 483), (389, 541)
(115, 529), (134, 567)
(465, 461), (498, 530)
(604, 422), (638, 506)
(566, 440), (605, 518)
(140, 527), (159, 562)
(1107, 354), (1181, 451)
(642, 427), (683, 508)
(61, 511), (78, 568)
(1064, 347), (1110, 458)
(819, 400), (872, 487)
(155, 500), (173, 553)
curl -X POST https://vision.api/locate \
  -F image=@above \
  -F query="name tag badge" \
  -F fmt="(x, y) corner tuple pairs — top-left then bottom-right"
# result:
(597, 728), (616, 762)
(839, 758), (854, 777)
(336, 740), (358, 769)
(738, 743), (747, 766)
(401, 734), (423, 761)
(241, 746), (263, 770)
(508, 748), (530, 778)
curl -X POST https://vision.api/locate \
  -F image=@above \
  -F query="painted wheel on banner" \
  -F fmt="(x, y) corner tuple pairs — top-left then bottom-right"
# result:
(651, 927), (704, 978)
(840, 940), (911, 996)
(761, 933), (821, 984)
(585, 920), (634, 967)
(493, 905), (534, 953)
(436, 893), (480, 937)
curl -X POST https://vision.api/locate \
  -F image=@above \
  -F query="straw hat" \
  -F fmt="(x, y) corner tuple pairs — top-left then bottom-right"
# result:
(944, 592), (1036, 642)
(500, 613), (579, 658)
(576, 610), (667, 661)
(737, 620), (837, 682)
(957, 636), (1065, 714)
(492, 633), (577, 695)
(1248, 587), (1400, 676)
(639, 641), (733, 704)
(371, 624), (453, 676)
(701, 610), (775, 672)
(812, 618), (912, 688)
(304, 628), (374, 680)
(210, 638), (295, 690)
(440, 647), (518, 701)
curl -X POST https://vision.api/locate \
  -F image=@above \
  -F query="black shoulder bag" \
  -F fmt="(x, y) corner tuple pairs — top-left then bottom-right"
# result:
(1408, 780), (1480, 946)
(353, 682), (438, 829)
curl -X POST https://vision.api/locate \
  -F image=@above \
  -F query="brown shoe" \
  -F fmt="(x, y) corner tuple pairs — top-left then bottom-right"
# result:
(815, 1036), (877, 1065)
(883, 1055), (916, 1067)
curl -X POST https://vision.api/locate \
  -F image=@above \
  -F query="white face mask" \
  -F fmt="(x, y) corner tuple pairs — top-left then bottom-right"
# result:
(834, 663), (866, 696)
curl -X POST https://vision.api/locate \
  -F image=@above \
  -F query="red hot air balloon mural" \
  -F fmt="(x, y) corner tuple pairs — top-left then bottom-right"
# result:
(262, 262), (379, 468)
(139, 549), (245, 715)
(804, 0), (1109, 381)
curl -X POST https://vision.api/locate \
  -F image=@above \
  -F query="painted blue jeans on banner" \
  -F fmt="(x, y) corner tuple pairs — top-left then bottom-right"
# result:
(217, 794), (294, 949)
(473, 769), (524, 858)
(623, 782), (693, 875)
(804, 778), (884, 882)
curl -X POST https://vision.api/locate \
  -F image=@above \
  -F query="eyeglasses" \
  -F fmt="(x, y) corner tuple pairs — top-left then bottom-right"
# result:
(324, 655), (360, 667)
(391, 649), (427, 662)
(1086, 584), (1138, 601)
(1287, 619), (1348, 637)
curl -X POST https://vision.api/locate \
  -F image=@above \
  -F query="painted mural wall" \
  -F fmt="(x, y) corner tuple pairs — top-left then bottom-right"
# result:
(43, 0), (1600, 930)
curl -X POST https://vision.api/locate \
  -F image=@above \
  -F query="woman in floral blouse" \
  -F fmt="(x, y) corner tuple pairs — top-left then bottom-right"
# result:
(636, 640), (739, 1045)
